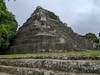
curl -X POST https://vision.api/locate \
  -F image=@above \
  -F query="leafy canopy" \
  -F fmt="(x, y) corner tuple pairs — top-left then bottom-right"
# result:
(84, 32), (100, 43)
(0, 0), (18, 52)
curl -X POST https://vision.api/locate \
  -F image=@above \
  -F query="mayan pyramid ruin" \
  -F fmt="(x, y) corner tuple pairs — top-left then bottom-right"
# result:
(9, 6), (93, 53)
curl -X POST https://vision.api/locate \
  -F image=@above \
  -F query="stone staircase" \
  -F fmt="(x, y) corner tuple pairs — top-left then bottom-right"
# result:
(0, 58), (99, 75)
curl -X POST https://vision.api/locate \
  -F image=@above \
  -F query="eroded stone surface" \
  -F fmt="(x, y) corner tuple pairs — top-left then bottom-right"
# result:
(9, 6), (93, 53)
(0, 59), (100, 74)
(0, 65), (99, 75)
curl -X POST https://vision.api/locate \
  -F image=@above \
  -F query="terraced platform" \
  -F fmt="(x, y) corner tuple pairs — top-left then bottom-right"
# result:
(0, 57), (100, 75)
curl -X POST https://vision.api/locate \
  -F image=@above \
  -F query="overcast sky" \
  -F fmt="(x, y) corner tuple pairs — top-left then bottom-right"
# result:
(5, 0), (100, 35)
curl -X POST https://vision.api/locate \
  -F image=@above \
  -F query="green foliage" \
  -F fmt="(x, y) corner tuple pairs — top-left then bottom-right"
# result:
(84, 33), (97, 42)
(94, 38), (100, 43)
(84, 32), (100, 44)
(0, 0), (18, 51)
(84, 33), (97, 40)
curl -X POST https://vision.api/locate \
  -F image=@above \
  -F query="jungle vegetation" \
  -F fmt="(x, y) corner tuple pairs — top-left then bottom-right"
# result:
(0, 0), (18, 53)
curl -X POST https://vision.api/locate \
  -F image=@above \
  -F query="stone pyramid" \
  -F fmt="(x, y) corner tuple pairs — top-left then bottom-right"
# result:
(9, 6), (92, 53)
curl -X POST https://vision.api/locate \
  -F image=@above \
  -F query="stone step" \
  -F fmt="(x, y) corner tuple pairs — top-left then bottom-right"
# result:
(0, 59), (100, 74)
(0, 56), (100, 60)
(0, 65), (99, 75)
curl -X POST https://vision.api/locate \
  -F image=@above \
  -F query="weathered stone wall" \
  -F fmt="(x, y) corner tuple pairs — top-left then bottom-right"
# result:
(0, 59), (100, 74)
(0, 65), (98, 75)
(9, 6), (93, 53)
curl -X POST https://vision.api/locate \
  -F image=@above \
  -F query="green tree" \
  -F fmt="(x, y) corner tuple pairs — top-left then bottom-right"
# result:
(0, 0), (18, 53)
(94, 38), (99, 43)
(84, 33), (97, 42)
